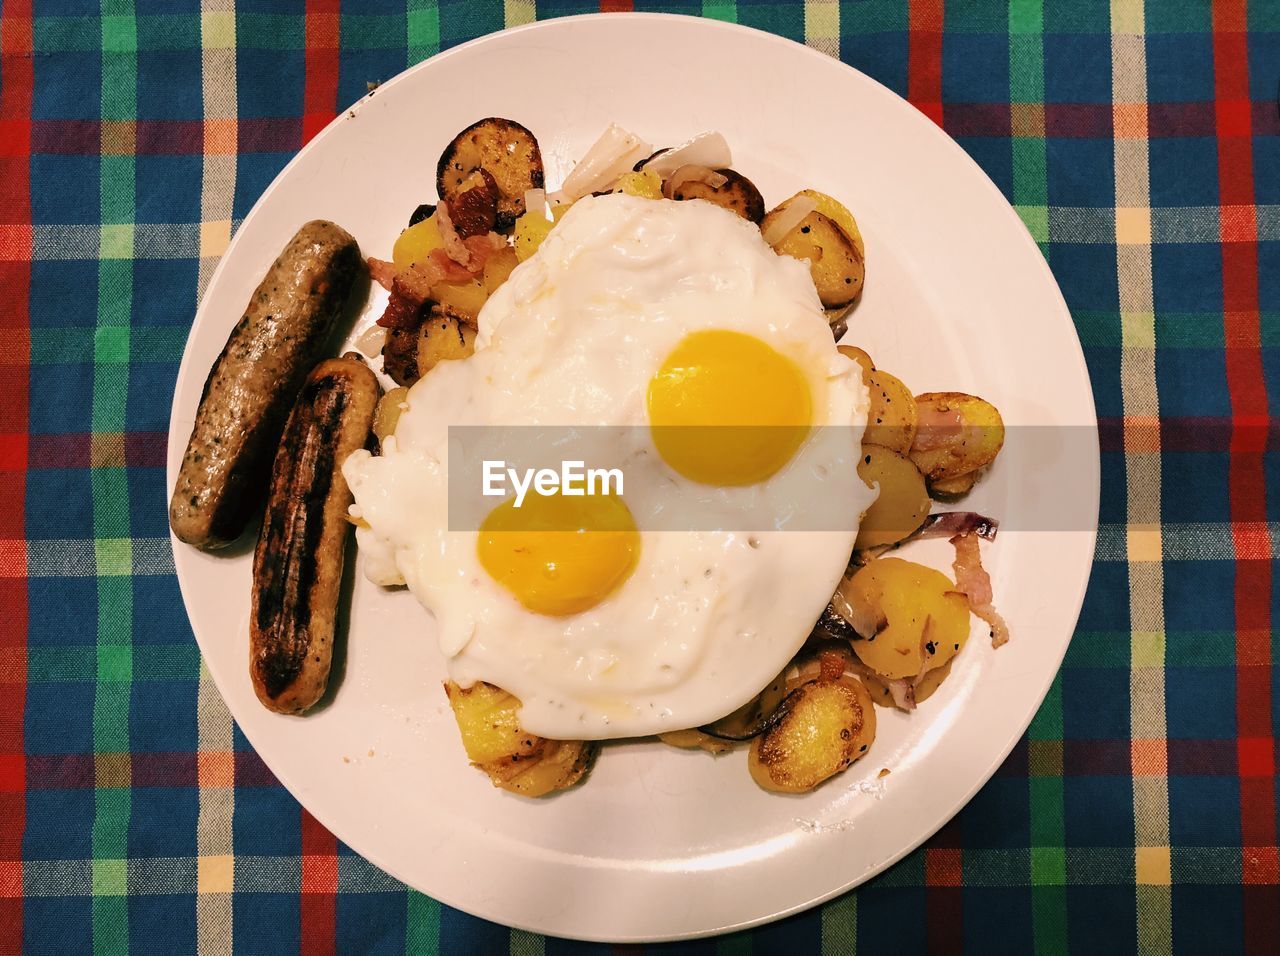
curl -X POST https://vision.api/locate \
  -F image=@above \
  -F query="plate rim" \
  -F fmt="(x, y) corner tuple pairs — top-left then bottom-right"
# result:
(167, 12), (1099, 942)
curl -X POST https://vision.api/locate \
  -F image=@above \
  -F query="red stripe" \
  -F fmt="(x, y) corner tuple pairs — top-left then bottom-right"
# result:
(0, 1), (29, 951)
(300, 809), (338, 956)
(599, 0), (634, 11)
(907, 0), (945, 126)
(926, 817), (963, 951)
(1213, 1), (1279, 948)
(301, 0), (342, 145)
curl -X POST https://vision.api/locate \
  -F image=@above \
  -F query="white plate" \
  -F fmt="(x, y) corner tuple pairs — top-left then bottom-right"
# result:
(168, 14), (1098, 942)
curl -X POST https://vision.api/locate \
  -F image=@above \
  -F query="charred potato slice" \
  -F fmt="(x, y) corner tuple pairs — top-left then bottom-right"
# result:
(417, 308), (476, 377)
(748, 677), (876, 793)
(372, 386), (409, 445)
(482, 739), (598, 798)
(909, 392), (1006, 482)
(799, 189), (865, 258)
(845, 558), (970, 680)
(855, 446), (930, 551)
(437, 118), (544, 232)
(864, 369), (918, 454)
(928, 469), (981, 501)
(382, 324), (423, 387)
(762, 198), (864, 309)
(837, 344), (875, 378)
(659, 729), (735, 755)
(444, 680), (540, 764)
(670, 168), (766, 224)
(431, 278), (488, 325)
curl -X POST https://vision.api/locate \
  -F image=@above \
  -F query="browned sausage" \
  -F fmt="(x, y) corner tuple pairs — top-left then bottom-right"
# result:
(170, 220), (362, 550)
(250, 354), (380, 715)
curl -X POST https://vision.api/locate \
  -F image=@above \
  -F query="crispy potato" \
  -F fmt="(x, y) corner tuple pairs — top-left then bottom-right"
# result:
(762, 198), (864, 309)
(799, 189), (865, 258)
(845, 558), (970, 680)
(513, 212), (554, 262)
(837, 344), (875, 378)
(446, 680), (597, 797)
(372, 386), (409, 445)
(909, 392), (1005, 482)
(437, 118), (544, 232)
(863, 369), (917, 454)
(928, 469), (981, 501)
(659, 729), (735, 755)
(482, 245), (520, 295)
(481, 739), (598, 797)
(748, 677), (876, 793)
(417, 309), (476, 377)
(855, 446), (930, 551)
(444, 680), (541, 764)
(432, 277), (488, 325)
(669, 168), (766, 224)
(382, 325), (422, 387)
(613, 168), (663, 200)
(448, 168), (499, 238)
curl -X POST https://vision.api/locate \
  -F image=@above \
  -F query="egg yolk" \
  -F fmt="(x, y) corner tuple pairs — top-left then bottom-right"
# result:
(477, 491), (640, 616)
(647, 330), (813, 485)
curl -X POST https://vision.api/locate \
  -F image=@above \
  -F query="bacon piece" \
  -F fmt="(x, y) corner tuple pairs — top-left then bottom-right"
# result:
(367, 256), (397, 292)
(435, 201), (473, 268)
(950, 531), (1011, 648)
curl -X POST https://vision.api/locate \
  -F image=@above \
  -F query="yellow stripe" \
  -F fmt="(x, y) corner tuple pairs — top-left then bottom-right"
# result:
(1110, 2), (1172, 952)
(504, 0), (536, 28)
(805, 0), (840, 59)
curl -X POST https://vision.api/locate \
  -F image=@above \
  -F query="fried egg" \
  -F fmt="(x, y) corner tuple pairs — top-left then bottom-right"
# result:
(343, 193), (874, 739)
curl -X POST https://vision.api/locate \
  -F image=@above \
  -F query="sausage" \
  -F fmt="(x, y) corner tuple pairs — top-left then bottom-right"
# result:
(250, 354), (380, 714)
(170, 220), (362, 550)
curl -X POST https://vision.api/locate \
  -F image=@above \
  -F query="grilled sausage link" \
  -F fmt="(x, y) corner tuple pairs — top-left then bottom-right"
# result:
(250, 354), (380, 714)
(170, 220), (362, 550)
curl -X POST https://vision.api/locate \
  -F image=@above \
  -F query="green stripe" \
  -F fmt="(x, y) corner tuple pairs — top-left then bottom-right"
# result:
(94, 5), (136, 954)
(31, 325), (190, 365)
(509, 929), (544, 956)
(28, 645), (200, 683)
(715, 929), (754, 955)
(1009, 0), (1048, 264)
(821, 891), (857, 953)
(405, 889), (440, 955)
(702, 0), (738, 23)
(1028, 670), (1066, 952)
(406, 0), (440, 66)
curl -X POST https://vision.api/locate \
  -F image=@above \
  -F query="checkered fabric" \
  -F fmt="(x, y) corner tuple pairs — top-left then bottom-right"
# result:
(1, 0), (1277, 952)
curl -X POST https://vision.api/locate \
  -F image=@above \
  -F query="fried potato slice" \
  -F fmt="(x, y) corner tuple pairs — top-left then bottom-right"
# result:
(909, 392), (1006, 482)
(437, 118), (544, 232)
(863, 369), (917, 454)
(417, 308), (477, 378)
(748, 677), (876, 793)
(670, 168), (766, 223)
(762, 197), (865, 309)
(855, 446), (930, 551)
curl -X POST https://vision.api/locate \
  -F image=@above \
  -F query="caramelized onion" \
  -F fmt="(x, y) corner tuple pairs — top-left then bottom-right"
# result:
(661, 164), (729, 199)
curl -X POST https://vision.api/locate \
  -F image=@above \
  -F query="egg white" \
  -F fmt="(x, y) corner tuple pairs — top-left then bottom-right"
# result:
(343, 193), (874, 739)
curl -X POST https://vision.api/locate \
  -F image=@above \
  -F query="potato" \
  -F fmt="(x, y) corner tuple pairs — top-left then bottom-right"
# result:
(928, 469), (980, 501)
(845, 558), (970, 680)
(762, 197), (864, 309)
(863, 369), (917, 454)
(417, 309), (476, 377)
(799, 189), (865, 258)
(669, 168), (766, 224)
(613, 168), (663, 200)
(372, 386), (409, 445)
(855, 446), (930, 550)
(432, 277), (488, 324)
(659, 729), (735, 755)
(382, 325), (422, 387)
(446, 680), (597, 797)
(748, 677), (876, 793)
(837, 344), (874, 378)
(909, 392), (1005, 482)
(481, 739), (598, 797)
(513, 211), (554, 262)
(482, 245), (520, 295)
(914, 659), (953, 704)
(437, 118), (544, 232)
(444, 680), (540, 764)
(392, 216), (445, 272)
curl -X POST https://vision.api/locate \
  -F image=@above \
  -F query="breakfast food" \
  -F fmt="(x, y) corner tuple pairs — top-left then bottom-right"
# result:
(250, 354), (380, 714)
(170, 220), (362, 549)
(170, 117), (1010, 800)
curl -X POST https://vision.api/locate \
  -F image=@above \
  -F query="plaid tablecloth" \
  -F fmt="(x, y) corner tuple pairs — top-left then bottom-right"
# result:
(1, 1), (1277, 953)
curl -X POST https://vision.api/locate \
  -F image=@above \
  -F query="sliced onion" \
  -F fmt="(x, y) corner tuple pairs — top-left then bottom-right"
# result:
(913, 511), (999, 542)
(561, 124), (653, 201)
(761, 195), (818, 246)
(661, 164), (728, 199)
(640, 131), (732, 179)
(523, 188), (546, 219)
(354, 323), (387, 357)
